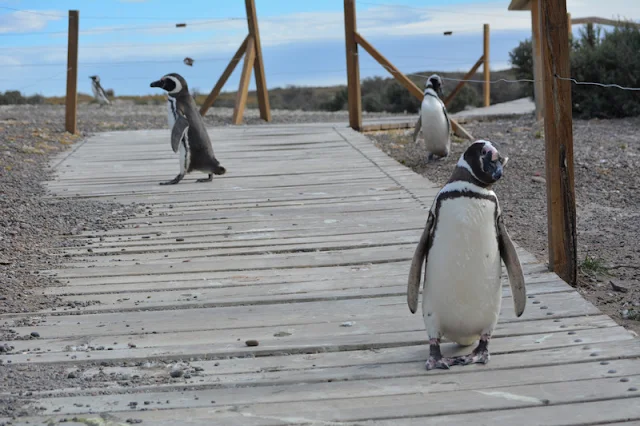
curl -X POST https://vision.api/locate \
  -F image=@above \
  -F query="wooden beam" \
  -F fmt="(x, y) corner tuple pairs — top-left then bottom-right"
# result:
(531, 0), (544, 121)
(245, 0), (271, 122)
(232, 36), (256, 125)
(199, 36), (249, 116)
(443, 56), (483, 107)
(540, 0), (577, 286)
(354, 32), (423, 99)
(65, 10), (79, 135)
(344, 0), (362, 131)
(571, 16), (640, 29)
(483, 24), (490, 107)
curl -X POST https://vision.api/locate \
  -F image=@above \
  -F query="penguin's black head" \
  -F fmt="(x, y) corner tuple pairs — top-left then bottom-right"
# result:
(426, 74), (444, 98)
(89, 75), (99, 82)
(458, 140), (509, 186)
(150, 73), (188, 97)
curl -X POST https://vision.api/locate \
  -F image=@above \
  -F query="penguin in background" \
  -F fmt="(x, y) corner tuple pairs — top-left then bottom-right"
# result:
(150, 73), (226, 185)
(407, 140), (526, 370)
(413, 74), (451, 160)
(89, 75), (110, 106)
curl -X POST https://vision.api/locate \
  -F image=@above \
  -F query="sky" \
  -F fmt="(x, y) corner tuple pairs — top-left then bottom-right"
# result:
(1, 0), (639, 96)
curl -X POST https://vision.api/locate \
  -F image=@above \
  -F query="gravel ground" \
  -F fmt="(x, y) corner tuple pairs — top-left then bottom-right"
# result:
(368, 114), (640, 335)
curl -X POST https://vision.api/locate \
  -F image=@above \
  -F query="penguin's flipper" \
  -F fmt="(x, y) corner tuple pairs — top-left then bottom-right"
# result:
(441, 103), (451, 136)
(170, 115), (189, 153)
(497, 215), (526, 317)
(413, 115), (422, 143)
(407, 212), (434, 314)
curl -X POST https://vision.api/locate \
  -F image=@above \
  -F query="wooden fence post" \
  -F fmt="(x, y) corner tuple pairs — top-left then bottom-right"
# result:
(540, 0), (577, 286)
(344, 0), (362, 131)
(531, 0), (544, 121)
(483, 23), (490, 107)
(65, 10), (79, 134)
(567, 12), (572, 39)
(232, 37), (256, 125)
(245, 0), (271, 122)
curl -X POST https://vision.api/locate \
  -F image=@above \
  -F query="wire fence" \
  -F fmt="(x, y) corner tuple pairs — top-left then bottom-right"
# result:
(1, 2), (639, 95)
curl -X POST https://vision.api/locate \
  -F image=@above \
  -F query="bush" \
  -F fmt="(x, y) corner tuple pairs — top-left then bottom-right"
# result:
(508, 22), (640, 119)
(0, 90), (46, 105)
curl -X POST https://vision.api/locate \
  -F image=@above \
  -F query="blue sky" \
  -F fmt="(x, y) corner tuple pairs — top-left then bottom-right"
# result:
(1, 0), (639, 96)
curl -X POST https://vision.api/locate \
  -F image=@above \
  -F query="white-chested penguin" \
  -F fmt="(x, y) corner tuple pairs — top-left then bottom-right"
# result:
(413, 74), (450, 160)
(150, 73), (226, 185)
(407, 140), (526, 370)
(89, 75), (110, 106)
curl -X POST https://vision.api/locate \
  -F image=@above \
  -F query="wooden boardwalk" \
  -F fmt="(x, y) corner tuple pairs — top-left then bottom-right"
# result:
(3, 123), (639, 425)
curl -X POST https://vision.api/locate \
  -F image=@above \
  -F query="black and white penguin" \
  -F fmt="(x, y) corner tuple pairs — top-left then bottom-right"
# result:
(89, 75), (110, 106)
(407, 140), (526, 370)
(150, 73), (226, 185)
(413, 74), (450, 160)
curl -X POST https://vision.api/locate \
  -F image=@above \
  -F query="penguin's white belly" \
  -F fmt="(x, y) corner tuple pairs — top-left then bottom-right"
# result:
(420, 97), (450, 156)
(422, 197), (502, 345)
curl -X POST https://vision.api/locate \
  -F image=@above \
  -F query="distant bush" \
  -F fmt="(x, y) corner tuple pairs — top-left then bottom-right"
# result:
(509, 22), (640, 118)
(0, 91), (46, 105)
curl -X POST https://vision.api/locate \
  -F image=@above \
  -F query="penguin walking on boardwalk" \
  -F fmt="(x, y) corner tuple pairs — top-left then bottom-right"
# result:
(150, 73), (226, 185)
(89, 75), (110, 106)
(413, 74), (450, 160)
(407, 140), (526, 370)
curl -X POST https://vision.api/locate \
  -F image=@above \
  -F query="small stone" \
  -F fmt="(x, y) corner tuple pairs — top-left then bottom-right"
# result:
(170, 369), (183, 378)
(128, 343), (137, 348)
(531, 176), (546, 184)
(620, 378), (630, 382)
(245, 339), (259, 347)
(176, 238), (184, 242)
(608, 370), (617, 374)
(67, 371), (77, 379)
(629, 387), (638, 392)
(30, 332), (40, 338)
(340, 321), (355, 327)
(273, 331), (292, 337)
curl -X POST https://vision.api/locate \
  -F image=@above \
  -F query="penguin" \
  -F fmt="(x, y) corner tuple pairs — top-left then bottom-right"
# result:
(407, 140), (526, 370)
(150, 73), (226, 185)
(89, 75), (110, 106)
(412, 74), (450, 160)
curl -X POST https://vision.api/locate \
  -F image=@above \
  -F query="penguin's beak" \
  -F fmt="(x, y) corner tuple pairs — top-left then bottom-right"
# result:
(150, 79), (164, 89)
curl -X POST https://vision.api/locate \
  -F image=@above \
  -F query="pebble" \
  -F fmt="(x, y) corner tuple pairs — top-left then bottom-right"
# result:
(531, 176), (546, 184)
(30, 332), (40, 338)
(170, 369), (183, 378)
(245, 339), (259, 347)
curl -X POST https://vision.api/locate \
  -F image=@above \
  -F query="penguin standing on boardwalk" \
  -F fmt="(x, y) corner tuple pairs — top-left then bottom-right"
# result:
(407, 140), (526, 370)
(413, 74), (450, 160)
(150, 73), (226, 185)
(89, 75), (110, 106)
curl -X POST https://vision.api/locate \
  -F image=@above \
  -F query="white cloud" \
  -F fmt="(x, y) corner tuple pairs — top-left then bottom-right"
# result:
(0, 10), (62, 34)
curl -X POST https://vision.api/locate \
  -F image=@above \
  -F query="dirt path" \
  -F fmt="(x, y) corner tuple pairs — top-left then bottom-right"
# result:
(368, 115), (640, 335)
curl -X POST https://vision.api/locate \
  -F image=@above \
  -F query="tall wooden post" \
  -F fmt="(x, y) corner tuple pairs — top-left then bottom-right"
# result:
(232, 37), (256, 125)
(245, 0), (271, 122)
(540, 0), (577, 286)
(65, 10), (79, 134)
(483, 23), (490, 107)
(344, 0), (362, 131)
(531, 0), (544, 121)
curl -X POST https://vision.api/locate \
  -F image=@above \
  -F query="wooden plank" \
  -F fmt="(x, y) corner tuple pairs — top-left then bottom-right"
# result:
(483, 23), (491, 107)
(64, 10), (79, 134)
(245, 0), (271, 122)
(199, 35), (249, 116)
(232, 36), (256, 125)
(572, 16), (640, 29)
(344, 0), (362, 130)
(531, 0), (544, 120)
(443, 56), (484, 107)
(541, 0), (577, 285)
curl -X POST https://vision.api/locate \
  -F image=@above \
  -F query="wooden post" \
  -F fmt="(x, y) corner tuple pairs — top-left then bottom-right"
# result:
(245, 0), (271, 122)
(232, 37), (256, 125)
(483, 23), (490, 107)
(443, 56), (484, 107)
(65, 10), (79, 134)
(531, 0), (544, 121)
(200, 36), (249, 116)
(567, 13), (572, 39)
(540, 0), (577, 286)
(344, 0), (362, 131)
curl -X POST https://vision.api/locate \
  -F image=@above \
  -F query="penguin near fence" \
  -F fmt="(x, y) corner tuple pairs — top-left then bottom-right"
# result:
(150, 73), (226, 185)
(89, 75), (110, 106)
(407, 140), (526, 370)
(412, 74), (451, 161)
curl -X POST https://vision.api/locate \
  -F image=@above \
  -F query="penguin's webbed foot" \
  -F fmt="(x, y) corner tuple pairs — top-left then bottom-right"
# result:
(159, 174), (184, 185)
(452, 334), (491, 366)
(425, 338), (453, 371)
(196, 174), (213, 183)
